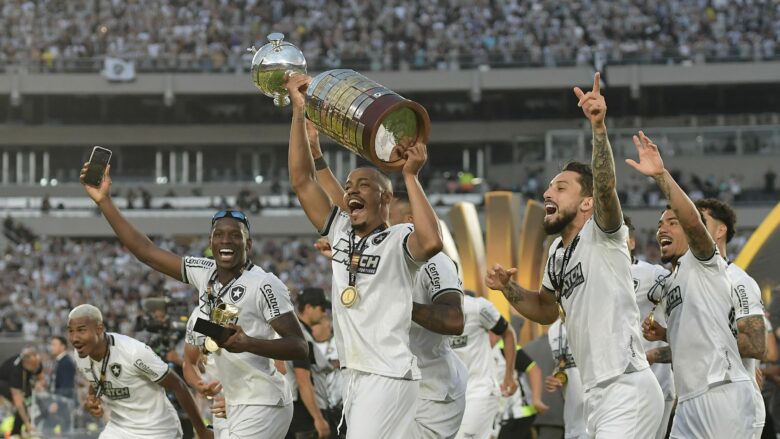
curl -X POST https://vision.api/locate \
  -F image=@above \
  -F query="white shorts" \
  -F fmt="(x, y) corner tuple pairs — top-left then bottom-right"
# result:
(226, 403), (293, 439)
(584, 368), (664, 439)
(455, 393), (499, 439)
(653, 400), (674, 439)
(343, 370), (419, 439)
(213, 415), (229, 439)
(671, 380), (762, 439)
(414, 394), (466, 439)
(99, 422), (182, 439)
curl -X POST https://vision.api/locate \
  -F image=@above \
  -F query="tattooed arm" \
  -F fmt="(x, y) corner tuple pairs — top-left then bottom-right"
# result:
(646, 346), (672, 364)
(737, 315), (767, 360)
(486, 264), (559, 325)
(573, 72), (622, 232)
(626, 132), (715, 260)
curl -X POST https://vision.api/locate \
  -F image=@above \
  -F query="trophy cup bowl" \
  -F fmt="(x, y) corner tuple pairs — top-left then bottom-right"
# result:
(211, 303), (240, 326)
(249, 33), (307, 107)
(305, 69), (430, 172)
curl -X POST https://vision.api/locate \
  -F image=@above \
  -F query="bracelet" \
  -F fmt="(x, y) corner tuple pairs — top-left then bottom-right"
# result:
(314, 156), (328, 170)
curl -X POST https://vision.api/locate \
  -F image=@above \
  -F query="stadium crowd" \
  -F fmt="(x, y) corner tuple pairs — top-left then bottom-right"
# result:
(1, 0), (779, 72)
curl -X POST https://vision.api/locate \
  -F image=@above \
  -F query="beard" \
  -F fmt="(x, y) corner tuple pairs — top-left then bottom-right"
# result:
(543, 208), (577, 235)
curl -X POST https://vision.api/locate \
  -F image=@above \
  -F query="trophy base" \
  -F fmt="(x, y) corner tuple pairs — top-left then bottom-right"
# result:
(273, 95), (291, 107)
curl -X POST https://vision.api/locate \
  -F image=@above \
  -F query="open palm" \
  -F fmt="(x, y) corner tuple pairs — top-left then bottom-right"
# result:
(625, 131), (664, 177)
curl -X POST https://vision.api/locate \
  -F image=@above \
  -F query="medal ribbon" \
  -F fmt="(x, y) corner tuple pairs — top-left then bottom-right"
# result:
(89, 336), (111, 398)
(546, 235), (581, 307)
(347, 224), (387, 288)
(203, 261), (254, 319)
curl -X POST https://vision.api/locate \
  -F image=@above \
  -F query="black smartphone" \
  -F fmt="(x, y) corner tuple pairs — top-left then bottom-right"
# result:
(83, 146), (112, 187)
(193, 318), (236, 343)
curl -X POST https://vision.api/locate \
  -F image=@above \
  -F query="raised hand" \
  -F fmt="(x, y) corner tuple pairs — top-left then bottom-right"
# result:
(80, 163), (112, 204)
(284, 73), (311, 111)
(573, 72), (606, 127)
(401, 140), (428, 176)
(485, 263), (518, 292)
(625, 131), (665, 177)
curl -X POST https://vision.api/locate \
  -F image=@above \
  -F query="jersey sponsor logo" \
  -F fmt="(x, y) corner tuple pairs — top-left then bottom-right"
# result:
(424, 264), (441, 292)
(100, 381), (131, 400)
(330, 238), (382, 275)
(109, 363), (122, 378)
(134, 359), (159, 378)
(230, 285), (247, 303)
(561, 263), (584, 299)
(262, 284), (280, 317)
(372, 231), (389, 245)
(450, 334), (468, 349)
(665, 286), (682, 316)
(185, 257), (215, 269)
(733, 285), (750, 315)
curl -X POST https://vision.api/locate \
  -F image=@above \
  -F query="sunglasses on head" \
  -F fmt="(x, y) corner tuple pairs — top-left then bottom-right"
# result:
(211, 210), (250, 229)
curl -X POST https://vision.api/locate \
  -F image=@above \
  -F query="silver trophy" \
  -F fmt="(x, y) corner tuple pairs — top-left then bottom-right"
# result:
(248, 33), (308, 107)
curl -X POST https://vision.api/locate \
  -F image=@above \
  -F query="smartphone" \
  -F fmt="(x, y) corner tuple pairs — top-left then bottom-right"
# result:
(83, 146), (112, 187)
(193, 318), (236, 343)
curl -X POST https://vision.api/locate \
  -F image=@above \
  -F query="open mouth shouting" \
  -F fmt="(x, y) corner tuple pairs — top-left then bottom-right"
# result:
(348, 197), (366, 220)
(544, 201), (558, 218)
(217, 248), (236, 263)
(658, 235), (673, 251)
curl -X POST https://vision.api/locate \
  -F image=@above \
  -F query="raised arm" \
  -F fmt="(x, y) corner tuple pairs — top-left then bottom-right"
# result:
(485, 264), (559, 325)
(574, 72), (622, 232)
(626, 131), (715, 259)
(307, 120), (348, 212)
(285, 74), (334, 231)
(403, 141), (443, 260)
(220, 312), (308, 361)
(411, 292), (465, 335)
(80, 164), (182, 280)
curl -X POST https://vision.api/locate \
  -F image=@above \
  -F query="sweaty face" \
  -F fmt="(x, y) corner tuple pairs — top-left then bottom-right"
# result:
(343, 168), (388, 232)
(656, 210), (689, 264)
(67, 317), (102, 358)
(542, 171), (586, 235)
(210, 218), (250, 271)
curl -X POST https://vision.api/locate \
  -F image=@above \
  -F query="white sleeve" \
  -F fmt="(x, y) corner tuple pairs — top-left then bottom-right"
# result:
(132, 343), (170, 383)
(477, 298), (501, 331)
(258, 274), (295, 322)
(586, 217), (628, 246)
(732, 273), (764, 320)
(185, 312), (205, 347)
(420, 254), (463, 302)
(181, 256), (215, 291)
(322, 207), (349, 243)
(541, 240), (559, 291)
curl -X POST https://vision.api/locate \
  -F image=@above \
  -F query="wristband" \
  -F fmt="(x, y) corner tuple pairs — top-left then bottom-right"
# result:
(314, 156), (328, 170)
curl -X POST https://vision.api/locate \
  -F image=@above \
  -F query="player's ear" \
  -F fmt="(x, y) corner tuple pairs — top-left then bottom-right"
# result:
(580, 196), (593, 213)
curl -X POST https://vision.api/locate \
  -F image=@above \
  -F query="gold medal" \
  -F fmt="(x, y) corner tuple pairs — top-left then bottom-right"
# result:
(204, 337), (220, 353)
(554, 358), (568, 385)
(341, 286), (359, 308)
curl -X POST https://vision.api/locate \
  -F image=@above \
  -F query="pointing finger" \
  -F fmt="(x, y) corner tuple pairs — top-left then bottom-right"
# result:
(573, 87), (585, 103)
(593, 72), (601, 95)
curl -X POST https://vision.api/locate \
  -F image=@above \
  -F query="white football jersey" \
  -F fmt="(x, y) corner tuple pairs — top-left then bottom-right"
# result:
(542, 219), (648, 390)
(410, 252), (468, 401)
(182, 257), (293, 406)
(652, 250), (750, 402)
(321, 208), (421, 379)
(547, 319), (586, 439)
(727, 262), (765, 379)
(75, 333), (181, 439)
(631, 260), (676, 401)
(451, 295), (501, 397)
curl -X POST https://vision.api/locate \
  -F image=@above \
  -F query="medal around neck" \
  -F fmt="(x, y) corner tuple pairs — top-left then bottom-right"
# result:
(554, 368), (569, 385)
(341, 286), (359, 308)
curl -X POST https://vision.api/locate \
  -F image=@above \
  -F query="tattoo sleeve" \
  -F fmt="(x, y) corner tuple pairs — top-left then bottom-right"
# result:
(501, 281), (558, 325)
(737, 315), (767, 360)
(591, 128), (622, 232)
(652, 346), (673, 363)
